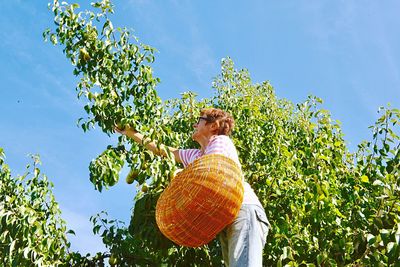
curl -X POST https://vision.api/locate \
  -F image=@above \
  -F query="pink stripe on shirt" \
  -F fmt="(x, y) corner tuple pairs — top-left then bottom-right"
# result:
(179, 135), (240, 167)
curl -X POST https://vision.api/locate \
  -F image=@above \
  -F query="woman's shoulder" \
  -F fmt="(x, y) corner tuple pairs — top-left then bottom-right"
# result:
(206, 135), (240, 165)
(210, 134), (233, 144)
(206, 135), (236, 152)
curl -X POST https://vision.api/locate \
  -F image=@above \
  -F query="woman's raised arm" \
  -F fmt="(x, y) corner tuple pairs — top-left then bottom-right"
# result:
(115, 126), (182, 163)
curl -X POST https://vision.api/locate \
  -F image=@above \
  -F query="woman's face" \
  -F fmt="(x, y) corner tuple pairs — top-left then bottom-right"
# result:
(192, 116), (215, 142)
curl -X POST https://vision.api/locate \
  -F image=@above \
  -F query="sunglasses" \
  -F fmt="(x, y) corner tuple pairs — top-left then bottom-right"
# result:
(196, 116), (213, 124)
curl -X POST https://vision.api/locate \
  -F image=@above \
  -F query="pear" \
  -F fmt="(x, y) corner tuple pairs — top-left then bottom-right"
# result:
(109, 254), (118, 266)
(79, 48), (90, 62)
(88, 30), (97, 41)
(126, 169), (139, 184)
(141, 183), (149, 193)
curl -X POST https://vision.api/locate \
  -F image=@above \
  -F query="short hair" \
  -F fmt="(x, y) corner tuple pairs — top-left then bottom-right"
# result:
(200, 108), (235, 136)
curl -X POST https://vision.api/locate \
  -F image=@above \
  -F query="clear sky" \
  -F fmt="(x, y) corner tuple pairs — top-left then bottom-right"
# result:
(1, 0), (399, 254)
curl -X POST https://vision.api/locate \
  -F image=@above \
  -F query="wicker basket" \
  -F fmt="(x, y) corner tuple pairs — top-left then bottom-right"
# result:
(156, 154), (244, 247)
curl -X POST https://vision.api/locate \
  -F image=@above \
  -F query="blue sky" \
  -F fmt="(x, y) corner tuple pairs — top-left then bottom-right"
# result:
(1, 0), (399, 254)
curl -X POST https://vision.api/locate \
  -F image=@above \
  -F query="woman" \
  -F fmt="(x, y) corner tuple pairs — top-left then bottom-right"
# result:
(116, 107), (270, 267)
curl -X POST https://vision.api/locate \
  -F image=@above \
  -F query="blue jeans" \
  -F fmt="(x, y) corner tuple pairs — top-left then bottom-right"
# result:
(219, 204), (270, 267)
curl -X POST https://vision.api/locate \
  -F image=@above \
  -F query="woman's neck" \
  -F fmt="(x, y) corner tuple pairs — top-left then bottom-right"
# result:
(198, 134), (216, 153)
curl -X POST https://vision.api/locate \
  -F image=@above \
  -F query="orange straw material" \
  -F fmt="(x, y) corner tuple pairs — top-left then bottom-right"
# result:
(156, 154), (244, 247)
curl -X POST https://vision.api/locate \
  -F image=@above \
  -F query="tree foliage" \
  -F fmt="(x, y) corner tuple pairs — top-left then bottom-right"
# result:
(6, 0), (394, 266)
(0, 150), (70, 266)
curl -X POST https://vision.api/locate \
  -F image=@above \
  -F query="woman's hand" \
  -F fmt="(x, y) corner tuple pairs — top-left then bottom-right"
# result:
(114, 124), (136, 135)
(114, 125), (126, 135)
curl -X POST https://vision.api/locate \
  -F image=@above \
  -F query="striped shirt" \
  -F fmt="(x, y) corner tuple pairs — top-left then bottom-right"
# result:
(178, 135), (262, 206)
(179, 135), (240, 167)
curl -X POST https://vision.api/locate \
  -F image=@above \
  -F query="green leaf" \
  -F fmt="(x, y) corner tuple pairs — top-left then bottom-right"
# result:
(93, 225), (101, 235)
(9, 240), (16, 256)
(367, 233), (376, 245)
(67, 229), (76, 235)
(317, 254), (323, 265)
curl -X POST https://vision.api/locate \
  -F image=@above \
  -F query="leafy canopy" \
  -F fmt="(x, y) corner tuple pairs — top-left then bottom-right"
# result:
(19, 0), (399, 265)
(0, 150), (71, 266)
